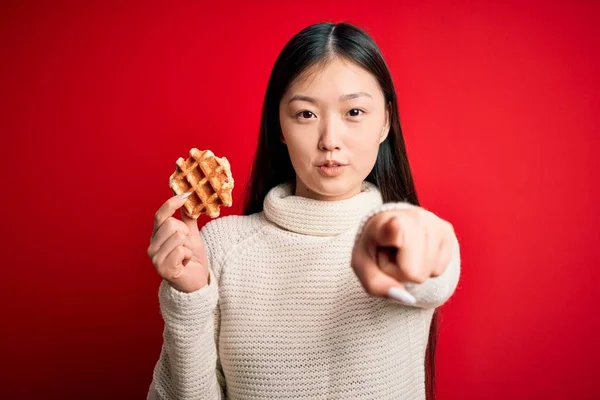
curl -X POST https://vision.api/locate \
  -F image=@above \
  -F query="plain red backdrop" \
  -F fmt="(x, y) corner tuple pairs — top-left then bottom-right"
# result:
(1, 0), (599, 398)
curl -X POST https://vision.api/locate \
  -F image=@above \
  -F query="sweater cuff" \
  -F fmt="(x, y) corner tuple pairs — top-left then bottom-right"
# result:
(158, 268), (219, 323)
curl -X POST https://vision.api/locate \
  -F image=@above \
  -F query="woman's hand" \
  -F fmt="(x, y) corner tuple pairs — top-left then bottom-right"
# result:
(147, 193), (210, 293)
(350, 207), (455, 304)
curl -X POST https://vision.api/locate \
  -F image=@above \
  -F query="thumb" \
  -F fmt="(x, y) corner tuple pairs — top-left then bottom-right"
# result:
(352, 245), (416, 305)
(376, 249), (417, 305)
(366, 263), (416, 305)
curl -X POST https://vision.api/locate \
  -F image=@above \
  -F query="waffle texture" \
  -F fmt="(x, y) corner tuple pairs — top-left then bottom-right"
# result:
(148, 181), (461, 400)
(169, 148), (234, 219)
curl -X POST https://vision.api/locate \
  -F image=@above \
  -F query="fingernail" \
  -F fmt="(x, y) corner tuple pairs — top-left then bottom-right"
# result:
(179, 192), (192, 200)
(387, 287), (417, 305)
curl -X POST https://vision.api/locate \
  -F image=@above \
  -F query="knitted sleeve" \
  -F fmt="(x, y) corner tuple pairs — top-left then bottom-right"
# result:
(355, 202), (461, 309)
(147, 271), (223, 400)
(147, 218), (233, 400)
(147, 214), (264, 399)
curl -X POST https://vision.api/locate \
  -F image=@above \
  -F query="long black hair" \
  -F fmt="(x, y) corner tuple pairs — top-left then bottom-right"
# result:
(242, 22), (439, 399)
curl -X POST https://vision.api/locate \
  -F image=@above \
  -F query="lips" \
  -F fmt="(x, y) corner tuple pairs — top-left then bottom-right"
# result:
(317, 161), (347, 177)
(318, 160), (347, 167)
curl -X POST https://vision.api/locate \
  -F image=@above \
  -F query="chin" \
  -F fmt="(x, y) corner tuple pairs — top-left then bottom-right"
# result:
(304, 177), (362, 201)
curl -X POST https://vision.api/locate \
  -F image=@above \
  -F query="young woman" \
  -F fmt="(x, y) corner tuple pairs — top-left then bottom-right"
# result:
(147, 22), (460, 400)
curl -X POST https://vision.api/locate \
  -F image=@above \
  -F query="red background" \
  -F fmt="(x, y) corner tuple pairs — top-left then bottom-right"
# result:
(2, 1), (599, 398)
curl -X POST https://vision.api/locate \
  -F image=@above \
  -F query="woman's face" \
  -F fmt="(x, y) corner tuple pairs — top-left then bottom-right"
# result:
(279, 57), (389, 201)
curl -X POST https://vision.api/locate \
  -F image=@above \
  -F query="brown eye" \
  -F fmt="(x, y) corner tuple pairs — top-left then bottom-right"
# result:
(297, 111), (315, 119)
(348, 109), (363, 117)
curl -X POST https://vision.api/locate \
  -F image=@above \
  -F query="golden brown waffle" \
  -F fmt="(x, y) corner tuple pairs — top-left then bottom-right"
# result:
(169, 148), (234, 219)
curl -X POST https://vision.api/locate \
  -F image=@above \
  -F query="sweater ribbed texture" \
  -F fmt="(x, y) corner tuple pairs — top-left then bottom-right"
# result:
(148, 181), (461, 400)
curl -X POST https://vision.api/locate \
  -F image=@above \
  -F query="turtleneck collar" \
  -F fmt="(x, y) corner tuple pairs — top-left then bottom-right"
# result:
(262, 181), (383, 237)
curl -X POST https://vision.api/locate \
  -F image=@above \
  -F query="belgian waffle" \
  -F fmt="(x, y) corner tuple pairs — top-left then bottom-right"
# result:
(169, 148), (234, 219)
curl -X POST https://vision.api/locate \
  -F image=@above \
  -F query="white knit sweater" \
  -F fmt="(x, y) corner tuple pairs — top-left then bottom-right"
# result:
(148, 181), (461, 400)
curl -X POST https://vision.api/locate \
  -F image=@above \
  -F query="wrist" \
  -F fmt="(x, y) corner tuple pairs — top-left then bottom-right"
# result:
(169, 273), (210, 294)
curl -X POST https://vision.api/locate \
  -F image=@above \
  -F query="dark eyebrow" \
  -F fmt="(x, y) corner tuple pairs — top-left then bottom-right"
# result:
(339, 92), (373, 101)
(288, 92), (373, 105)
(288, 95), (317, 105)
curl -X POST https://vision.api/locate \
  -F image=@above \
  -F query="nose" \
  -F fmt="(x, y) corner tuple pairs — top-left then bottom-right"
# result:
(318, 117), (342, 151)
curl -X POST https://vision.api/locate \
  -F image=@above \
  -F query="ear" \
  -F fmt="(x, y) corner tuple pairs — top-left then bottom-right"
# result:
(379, 103), (391, 143)
(280, 134), (286, 144)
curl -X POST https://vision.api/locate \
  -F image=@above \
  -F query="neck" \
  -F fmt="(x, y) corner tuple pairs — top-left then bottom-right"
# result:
(294, 178), (363, 201)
